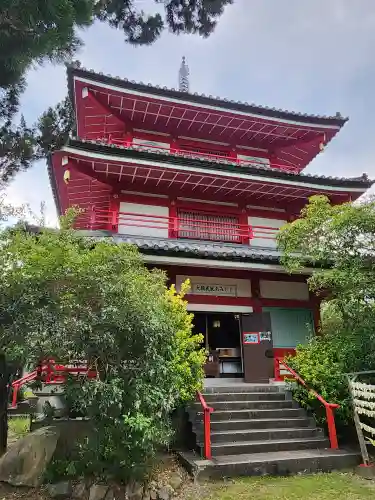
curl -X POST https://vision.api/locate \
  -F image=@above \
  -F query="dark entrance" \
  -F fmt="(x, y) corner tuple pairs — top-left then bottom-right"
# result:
(192, 312), (243, 377)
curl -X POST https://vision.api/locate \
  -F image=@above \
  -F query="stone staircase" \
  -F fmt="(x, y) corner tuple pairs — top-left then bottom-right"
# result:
(183, 383), (360, 478)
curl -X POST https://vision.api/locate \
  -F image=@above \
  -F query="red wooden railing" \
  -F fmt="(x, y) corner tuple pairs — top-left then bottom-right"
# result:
(106, 137), (298, 173)
(197, 391), (214, 460)
(90, 207), (280, 244)
(10, 360), (97, 408)
(275, 358), (339, 449)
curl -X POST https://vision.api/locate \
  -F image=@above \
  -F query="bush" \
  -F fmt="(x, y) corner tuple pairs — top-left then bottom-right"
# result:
(287, 325), (375, 429)
(0, 222), (206, 482)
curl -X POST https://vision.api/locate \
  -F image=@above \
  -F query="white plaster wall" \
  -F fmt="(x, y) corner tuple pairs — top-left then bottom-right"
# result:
(132, 138), (169, 151)
(186, 304), (253, 313)
(260, 280), (309, 300)
(176, 275), (252, 297)
(238, 155), (270, 168)
(118, 202), (169, 238)
(248, 216), (286, 248)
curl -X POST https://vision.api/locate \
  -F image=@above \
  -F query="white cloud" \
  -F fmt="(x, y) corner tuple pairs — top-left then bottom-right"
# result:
(5, 0), (375, 224)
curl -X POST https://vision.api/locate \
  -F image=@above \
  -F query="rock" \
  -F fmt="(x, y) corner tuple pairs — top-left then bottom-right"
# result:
(150, 489), (158, 500)
(126, 481), (144, 500)
(73, 481), (88, 499)
(89, 484), (109, 500)
(0, 426), (60, 487)
(142, 492), (151, 500)
(105, 488), (115, 500)
(47, 481), (72, 498)
(157, 486), (170, 500)
(168, 472), (182, 492)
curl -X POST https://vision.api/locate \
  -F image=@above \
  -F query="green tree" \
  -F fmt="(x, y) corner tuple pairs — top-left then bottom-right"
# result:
(1, 0), (233, 88)
(0, 0), (232, 182)
(277, 195), (375, 428)
(0, 217), (205, 480)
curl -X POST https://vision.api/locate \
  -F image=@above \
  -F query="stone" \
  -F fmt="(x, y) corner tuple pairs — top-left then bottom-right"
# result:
(168, 472), (182, 492)
(157, 486), (170, 500)
(142, 492), (151, 500)
(89, 484), (109, 500)
(150, 489), (158, 500)
(0, 426), (60, 487)
(47, 481), (72, 498)
(104, 488), (115, 500)
(126, 481), (144, 500)
(73, 481), (88, 499)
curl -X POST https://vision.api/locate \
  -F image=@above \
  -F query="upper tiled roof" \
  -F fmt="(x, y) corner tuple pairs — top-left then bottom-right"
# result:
(67, 62), (347, 127)
(64, 138), (374, 189)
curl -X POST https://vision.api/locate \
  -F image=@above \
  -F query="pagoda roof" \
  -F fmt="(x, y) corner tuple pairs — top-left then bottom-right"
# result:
(49, 138), (373, 217)
(67, 63), (346, 127)
(67, 64), (347, 173)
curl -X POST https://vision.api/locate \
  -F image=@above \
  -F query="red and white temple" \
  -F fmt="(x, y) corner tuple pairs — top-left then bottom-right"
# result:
(49, 59), (372, 382)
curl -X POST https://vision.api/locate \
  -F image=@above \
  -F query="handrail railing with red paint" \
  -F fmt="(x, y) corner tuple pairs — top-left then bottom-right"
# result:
(197, 391), (214, 460)
(105, 137), (299, 173)
(275, 358), (339, 449)
(10, 361), (97, 408)
(90, 207), (281, 244)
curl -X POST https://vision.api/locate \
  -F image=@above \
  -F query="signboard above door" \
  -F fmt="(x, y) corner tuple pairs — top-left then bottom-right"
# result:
(192, 283), (237, 296)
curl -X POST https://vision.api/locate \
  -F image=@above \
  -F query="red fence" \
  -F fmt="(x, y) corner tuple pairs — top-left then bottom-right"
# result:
(106, 137), (297, 173)
(274, 357), (339, 449)
(90, 207), (280, 244)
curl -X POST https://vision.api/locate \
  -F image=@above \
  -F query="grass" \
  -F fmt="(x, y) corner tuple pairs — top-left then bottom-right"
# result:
(8, 416), (30, 439)
(183, 473), (375, 500)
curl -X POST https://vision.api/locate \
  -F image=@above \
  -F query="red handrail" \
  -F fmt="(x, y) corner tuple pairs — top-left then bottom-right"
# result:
(197, 391), (214, 460)
(10, 361), (97, 408)
(90, 207), (280, 242)
(276, 358), (339, 449)
(106, 137), (299, 173)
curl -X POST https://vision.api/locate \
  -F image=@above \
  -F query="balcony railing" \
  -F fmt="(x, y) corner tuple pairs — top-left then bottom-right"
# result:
(88, 207), (280, 245)
(105, 136), (297, 173)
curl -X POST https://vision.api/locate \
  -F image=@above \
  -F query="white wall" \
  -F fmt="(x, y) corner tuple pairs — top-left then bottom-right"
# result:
(248, 216), (286, 248)
(187, 304), (253, 313)
(238, 155), (270, 168)
(260, 280), (309, 301)
(132, 138), (169, 152)
(176, 275), (252, 297)
(118, 202), (169, 238)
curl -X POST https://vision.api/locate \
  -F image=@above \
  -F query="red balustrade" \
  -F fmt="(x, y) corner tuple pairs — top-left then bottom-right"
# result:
(10, 360), (97, 408)
(197, 391), (214, 460)
(90, 207), (281, 244)
(274, 358), (339, 449)
(105, 136), (297, 173)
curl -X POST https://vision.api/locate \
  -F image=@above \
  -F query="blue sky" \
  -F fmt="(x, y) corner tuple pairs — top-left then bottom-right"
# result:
(5, 0), (375, 225)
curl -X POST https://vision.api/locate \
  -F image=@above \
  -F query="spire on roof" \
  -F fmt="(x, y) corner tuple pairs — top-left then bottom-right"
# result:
(179, 56), (190, 93)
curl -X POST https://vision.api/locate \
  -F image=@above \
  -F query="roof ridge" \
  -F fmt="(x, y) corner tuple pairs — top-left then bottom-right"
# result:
(66, 62), (348, 124)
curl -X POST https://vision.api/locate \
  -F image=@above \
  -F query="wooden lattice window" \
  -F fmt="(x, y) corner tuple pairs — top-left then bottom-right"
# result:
(177, 210), (240, 242)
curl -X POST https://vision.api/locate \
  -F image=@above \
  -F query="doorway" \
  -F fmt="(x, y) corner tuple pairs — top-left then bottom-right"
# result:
(192, 312), (243, 376)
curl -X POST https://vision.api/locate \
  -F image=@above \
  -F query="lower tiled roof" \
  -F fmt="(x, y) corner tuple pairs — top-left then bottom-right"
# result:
(78, 230), (283, 263)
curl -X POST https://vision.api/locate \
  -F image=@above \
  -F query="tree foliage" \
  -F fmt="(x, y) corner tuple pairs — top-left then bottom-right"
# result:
(277, 195), (375, 430)
(0, 0), (232, 183)
(0, 217), (205, 480)
(1, 0), (232, 88)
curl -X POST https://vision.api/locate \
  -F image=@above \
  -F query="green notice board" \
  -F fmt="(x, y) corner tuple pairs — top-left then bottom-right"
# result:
(263, 307), (313, 348)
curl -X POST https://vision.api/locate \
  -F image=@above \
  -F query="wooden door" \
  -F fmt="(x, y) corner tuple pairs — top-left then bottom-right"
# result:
(241, 312), (273, 383)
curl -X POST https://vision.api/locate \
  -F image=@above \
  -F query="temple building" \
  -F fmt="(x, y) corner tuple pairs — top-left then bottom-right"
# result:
(49, 59), (372, 383)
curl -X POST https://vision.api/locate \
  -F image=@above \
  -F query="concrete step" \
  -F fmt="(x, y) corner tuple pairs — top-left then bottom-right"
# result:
(203, 392), (286, 402)
(194, 400), (295, 412)
(198, 427), (323, 444)
(210, 437), (330, 456)
(178, 449), (360, 479)
(196, 408), (307, 422)
(194, 417), (316, 432)
(203, 384), (283, 394)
